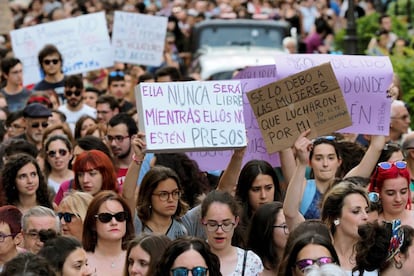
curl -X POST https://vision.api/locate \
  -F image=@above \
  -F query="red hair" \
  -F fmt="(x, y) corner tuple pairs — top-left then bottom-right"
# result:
(73, 150), (118, 193)
(369, 165), (411, 209)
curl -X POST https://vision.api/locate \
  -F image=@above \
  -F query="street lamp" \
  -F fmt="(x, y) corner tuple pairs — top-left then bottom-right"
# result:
(344, 0), (358, 54)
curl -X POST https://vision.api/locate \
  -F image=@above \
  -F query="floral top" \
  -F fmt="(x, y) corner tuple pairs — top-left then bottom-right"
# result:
(228, 247), (263, 276)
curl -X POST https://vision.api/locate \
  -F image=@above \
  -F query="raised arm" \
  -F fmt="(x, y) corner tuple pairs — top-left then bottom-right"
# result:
(122, 132), (146, 217)
(216, 146), (246, 195)
(283, 130), (311, 231)
(345, 135), (386, 178)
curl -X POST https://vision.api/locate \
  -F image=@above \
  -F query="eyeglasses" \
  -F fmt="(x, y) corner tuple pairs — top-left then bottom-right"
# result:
(0, 233), (14, 242)
(65, 90), (82, 97)
(43, 59), (59, 65)
(295, 256), (334, 272)
(109, 71), (125, 77)
(273, 224), (289, 235)
(202, 220), (236, 232)
(57, 212), (78, 223)
(152, 190), (181, 201)
(378, 161), (407, 170)
(171, 267), (208, 276)
(47, 149), (68, 158)
(105, 135), (130, 143)
(7, 124), (25, 130)
(368, 192), (380, 203)
(31, 122), (49, 128)
(95, 211), (128, 223)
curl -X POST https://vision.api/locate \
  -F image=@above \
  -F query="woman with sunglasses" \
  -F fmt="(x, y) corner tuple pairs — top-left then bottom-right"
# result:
(83, 190), (134, 276)
(152, 236), (222, 276)
(246, 201), (287, 275)
(135, 165), (188, 239)
(57, 191), (93, 242)
(43, 135), (74, 194)
(201, 190), (263, 275)
(279, 232), (340, 276)
(354, 219), (414, 275)
(0, 153), (52, 213)
(369, 160), (414, 227)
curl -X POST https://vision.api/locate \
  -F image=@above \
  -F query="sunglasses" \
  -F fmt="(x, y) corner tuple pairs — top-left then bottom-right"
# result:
(43, 59), (59, 65)
(31, 122), (49, 128)
(296, 256), (334, 272)
(65, 90), (82, 97)
(57, 212), (78, 223)
(109, 71), (125, 77)
(378, 161), (407, 170)
(47, 149), (68, 158)
(95, 211), (127, 223)
(312, 135), (336, 143)
(171, 267), (208, 276)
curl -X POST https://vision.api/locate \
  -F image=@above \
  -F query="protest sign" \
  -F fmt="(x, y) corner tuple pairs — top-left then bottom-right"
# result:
(248, 62), (352, 153)
(0, 0), (14, 34)
(187, 65), (280, 171)
(10, 12), (113, 86)
(136, 80), (247, 152)
(274, 54), (393, 135)
(112, 11), (167, 66)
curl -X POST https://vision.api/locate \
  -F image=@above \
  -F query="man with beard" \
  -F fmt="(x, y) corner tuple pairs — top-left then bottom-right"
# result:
(58, 75), (96, 133)
(105, 113), (138, 191)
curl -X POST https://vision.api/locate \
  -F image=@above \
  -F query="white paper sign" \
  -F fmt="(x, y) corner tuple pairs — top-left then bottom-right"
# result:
(112, 11), (167, 66)
(136, 80), (247, 152)
(10, 12), (113, 85)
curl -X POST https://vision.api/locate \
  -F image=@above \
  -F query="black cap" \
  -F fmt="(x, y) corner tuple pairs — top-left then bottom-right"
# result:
(23, 103), (52, 118)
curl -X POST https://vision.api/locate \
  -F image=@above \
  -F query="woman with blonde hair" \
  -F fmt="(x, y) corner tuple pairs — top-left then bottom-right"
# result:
(57, 191), (93, 242)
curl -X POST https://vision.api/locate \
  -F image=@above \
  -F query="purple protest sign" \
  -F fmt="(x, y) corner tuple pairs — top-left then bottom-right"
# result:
(188, 65), (282, 171)
(274, 54), (393, 135)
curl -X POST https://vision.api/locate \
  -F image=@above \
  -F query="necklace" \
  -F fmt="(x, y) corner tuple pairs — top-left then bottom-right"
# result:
(110, 252), (124, 268)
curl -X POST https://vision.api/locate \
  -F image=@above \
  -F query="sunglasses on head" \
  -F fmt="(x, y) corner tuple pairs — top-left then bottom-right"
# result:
(377, 161), (407, 170)
(95, 211), (127, 223)
(47, 149), (68, 158)
(312, 135), (336, 143)
(296, 256), (334, 272)
(109, 71), (125, 77)
(31, 122), (49, 128)
(171, 267), (208, 276)
(43, 59), (59, 65)
(57, 212), (78, 223)
(65, 90), (82, 97)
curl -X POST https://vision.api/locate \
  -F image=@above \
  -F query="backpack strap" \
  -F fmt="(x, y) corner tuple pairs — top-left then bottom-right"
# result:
(241, 249), (248, 276)
(299, 179), (316, 215)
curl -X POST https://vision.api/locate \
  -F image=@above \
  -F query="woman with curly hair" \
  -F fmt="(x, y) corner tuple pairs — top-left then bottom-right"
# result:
(0, 153), (52, 213)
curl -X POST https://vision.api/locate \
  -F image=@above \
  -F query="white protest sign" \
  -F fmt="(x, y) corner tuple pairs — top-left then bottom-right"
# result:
(136, 81), (247, 152)
(10, 12), (113, 86)
(112, 11), (167, 66)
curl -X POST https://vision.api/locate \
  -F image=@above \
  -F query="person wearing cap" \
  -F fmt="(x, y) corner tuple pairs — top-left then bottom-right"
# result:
(0, 205), (23, 270)
(17, 103), (51, 150)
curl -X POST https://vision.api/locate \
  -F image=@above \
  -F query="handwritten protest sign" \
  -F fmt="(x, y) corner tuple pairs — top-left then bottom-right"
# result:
(10, 12), (113, 86)
(248, 63), (352, 153)
(274, 54), (393, 135)
(0, 0), (14, 34)
(112, 11), (167, 66)
(187, 65), (280, 171)
(136, 80), (247, 152)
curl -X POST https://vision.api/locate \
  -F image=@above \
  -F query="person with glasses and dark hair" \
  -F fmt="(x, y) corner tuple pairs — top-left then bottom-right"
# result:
(34, 44), (66, 101)
(201, 190), (263, 275)
(135, 166), (188, 240)
(107, 71), (134, 113)
(96, 94), (120, 125)
(0, 205), (23, 270)
(58, 74), (96, 133)
(18, 103), (51, 150)
(83, 191), (135, 276)
(151, 236), (222, 276)
(0, 57), (31, 112)
(369, 160), (414, 227)
(4, 110), (25, 140)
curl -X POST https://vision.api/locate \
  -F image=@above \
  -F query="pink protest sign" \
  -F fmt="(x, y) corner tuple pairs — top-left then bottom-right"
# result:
(274, 54), (393, 135)
(188, 65), (282, 171)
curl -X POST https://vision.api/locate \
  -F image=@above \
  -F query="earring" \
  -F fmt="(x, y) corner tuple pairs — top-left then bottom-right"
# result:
(334, 219), (340, 226)
(149, 205), (152, 209)
(395, 261), (403, 269)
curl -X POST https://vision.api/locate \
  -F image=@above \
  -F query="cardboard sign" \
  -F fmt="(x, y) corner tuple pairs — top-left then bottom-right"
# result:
(274, 54), (393, 135)
(248, 63), (352, 153)
(112, 11), (167, 66)
(0, 0), (14, 34)
(10, 12), (113, 86)
(136, 80), (247, 152)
